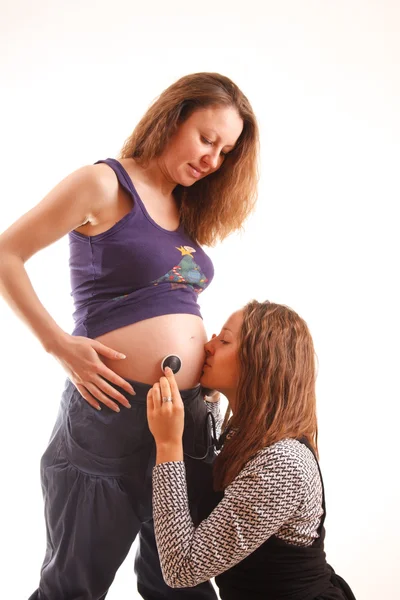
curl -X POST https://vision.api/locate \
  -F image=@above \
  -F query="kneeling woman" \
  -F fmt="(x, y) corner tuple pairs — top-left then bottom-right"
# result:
(147, 300), (356, 600)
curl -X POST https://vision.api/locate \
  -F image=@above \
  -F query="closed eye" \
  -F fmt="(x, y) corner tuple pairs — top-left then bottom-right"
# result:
(201, 136), (212, 145)
(201, 136), (228, 158)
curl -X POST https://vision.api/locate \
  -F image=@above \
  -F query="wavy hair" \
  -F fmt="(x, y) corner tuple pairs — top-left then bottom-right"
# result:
(213, 301), (319, 490)
(119, 72), (259, 246)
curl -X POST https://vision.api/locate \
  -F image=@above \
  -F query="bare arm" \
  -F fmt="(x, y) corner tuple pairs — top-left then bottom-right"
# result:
(0, 167), (96, 350)
(0, 165), (135, 409)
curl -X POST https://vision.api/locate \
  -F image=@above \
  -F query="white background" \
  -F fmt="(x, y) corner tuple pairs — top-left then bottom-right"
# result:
(1, 1), (399, 598)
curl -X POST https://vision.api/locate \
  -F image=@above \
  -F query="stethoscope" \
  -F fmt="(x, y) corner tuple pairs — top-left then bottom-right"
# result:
(161, 354), (225, 461)
(183, 410), (223, 461)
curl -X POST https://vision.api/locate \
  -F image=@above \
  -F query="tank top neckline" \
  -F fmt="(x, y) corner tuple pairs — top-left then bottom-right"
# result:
(70, 158), (186, 241)
(106, 158), (185, 236)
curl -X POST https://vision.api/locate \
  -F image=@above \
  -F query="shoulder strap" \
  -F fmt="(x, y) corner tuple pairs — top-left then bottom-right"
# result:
(297, 437), (327, 530)
(95, 158), (137, 200)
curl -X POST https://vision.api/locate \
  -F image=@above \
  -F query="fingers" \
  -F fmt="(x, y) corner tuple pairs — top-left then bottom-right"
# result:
(76, 384), (101, 411)
(91, 340), (127, 361)
(96, 365), (135, 396)
(163, 367), (183, 407)
(97, 365), (135, 396)
(147, 388), (154, 413)
(152, 382), (162, 408)
(147, 379), (184, 449)
(150, 381), (174, 410)
(81, 369), (180, 414)
(94, 376), (132, 409)
(85, 382), (121, 412)
(76, 376), (134, 412)
(159, 376), (172, 403)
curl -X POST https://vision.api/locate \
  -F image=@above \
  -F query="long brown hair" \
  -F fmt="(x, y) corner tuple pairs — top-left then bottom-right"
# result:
(213, 301), (319, 490)
(119, 72), (259, 246)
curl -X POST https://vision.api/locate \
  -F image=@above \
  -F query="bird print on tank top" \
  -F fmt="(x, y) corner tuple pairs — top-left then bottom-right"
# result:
(152, 246), (209, 293)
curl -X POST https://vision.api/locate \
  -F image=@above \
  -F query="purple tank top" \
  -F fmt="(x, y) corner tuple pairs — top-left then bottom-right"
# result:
(69, 158), (214, 338)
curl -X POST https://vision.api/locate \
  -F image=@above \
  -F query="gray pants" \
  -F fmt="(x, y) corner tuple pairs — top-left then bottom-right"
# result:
(29, 379), (218, 600)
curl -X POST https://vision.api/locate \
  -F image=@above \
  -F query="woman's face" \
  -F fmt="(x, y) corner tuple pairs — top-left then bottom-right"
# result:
(200, 309), (243, 401)
(160, 105), (244, 186)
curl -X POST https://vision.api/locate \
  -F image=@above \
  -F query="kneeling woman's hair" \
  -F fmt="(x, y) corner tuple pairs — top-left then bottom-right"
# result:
(214, 300), (318, 491)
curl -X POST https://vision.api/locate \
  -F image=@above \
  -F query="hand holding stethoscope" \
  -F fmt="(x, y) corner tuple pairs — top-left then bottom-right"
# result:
(147, 362), (221, 462)
(147, 367), (185, 452)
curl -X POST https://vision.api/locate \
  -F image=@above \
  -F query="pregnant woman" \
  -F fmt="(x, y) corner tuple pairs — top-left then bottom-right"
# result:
(0, 72), (259, 599)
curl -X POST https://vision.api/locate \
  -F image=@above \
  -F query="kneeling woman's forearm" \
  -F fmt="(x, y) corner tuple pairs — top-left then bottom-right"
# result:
(152, 448), (303, 588)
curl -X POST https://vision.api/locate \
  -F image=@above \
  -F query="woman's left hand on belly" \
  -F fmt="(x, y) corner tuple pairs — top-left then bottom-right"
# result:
(147, 367), (185, 464)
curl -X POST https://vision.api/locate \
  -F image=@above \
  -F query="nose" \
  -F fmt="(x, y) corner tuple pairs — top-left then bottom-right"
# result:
(202, 148), (221, 170)
(205, 334), (217, 355)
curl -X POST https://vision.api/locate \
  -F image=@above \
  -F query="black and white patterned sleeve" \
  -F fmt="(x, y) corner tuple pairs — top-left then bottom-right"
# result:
(152, 440), (307, 588)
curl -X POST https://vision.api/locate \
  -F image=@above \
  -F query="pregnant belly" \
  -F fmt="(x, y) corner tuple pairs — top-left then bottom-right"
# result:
(95, 314), (208, 389)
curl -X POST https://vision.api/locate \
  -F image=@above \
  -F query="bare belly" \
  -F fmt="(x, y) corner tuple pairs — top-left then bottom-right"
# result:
(95, 314), (208, 389)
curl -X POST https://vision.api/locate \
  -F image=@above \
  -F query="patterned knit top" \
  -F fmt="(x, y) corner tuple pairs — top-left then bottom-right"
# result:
(152, 433), (323, 588)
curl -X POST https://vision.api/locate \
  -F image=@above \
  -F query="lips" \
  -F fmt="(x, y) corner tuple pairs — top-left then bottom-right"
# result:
(188, 164), (206, 178)
(201, 362), (211, 378)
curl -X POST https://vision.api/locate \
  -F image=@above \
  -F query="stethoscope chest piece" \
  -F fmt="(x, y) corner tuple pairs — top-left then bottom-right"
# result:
(161, 354), (182, 374)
